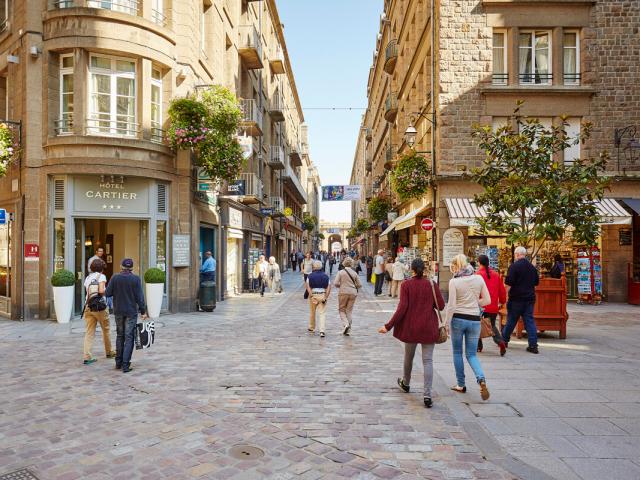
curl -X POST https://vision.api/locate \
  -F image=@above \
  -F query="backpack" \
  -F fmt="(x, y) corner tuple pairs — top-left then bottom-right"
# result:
(85, 274), (107, 312)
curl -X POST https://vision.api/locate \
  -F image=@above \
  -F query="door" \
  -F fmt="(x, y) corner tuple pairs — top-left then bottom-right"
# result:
(74, 219), (86, 314)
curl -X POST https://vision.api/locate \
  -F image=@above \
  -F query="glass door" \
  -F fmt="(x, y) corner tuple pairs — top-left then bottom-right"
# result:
(74, 219), (86, 315)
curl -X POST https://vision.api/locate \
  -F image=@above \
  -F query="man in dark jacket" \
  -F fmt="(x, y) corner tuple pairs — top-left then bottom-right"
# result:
(105, 258), (147, 372)
(366, 254), (374, 283)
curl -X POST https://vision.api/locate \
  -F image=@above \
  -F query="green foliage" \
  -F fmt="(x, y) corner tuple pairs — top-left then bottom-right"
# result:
(355, 218), (370, 235)
(302, 213), (318, 232)
(391, 150), (431, 202)
(51, 269), (75, 287)
(0, 123), (18, 178)
(368, 197), (392, 223)
(144, 268), (166, 284)
(347, 227), (358, 239)
(317, 233), (325, 240)
(471, 102), (610, 257)
(168, 86), (244, 182)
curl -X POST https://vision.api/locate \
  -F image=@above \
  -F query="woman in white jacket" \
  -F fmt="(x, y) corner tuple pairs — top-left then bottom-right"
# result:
(446, 254), (492, 400)
(390, 257), (407, 298)
(267, 256), (282, 297)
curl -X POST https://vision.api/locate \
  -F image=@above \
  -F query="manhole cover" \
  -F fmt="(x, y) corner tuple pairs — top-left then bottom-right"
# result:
(228, 445), (265, 460)
(0, 469), (40, 480)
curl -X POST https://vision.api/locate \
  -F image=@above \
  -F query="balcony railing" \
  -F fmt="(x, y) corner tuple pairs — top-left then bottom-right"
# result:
(239, 98), (263, 137)
(492, 73), (508, 85)
(283, 164), (308, 205)
(151, 8), (167, 27)
(237, 172), (263, 205)
(150, 126), (164, 144)
(564, 72), (581, 85)
(238, 25), (263, 70)
(384, 143), (397, 170)
(269, 196), (285, 215)
(289, 143), (302, 168)
(519, 72), (553, 85)
(55, 0), (141, 16)
(384, 92), (398, 123)
(269, 94), (284, 122)
(269, 45), (285, 74)
(55, 116), (73, 135)
(269, 145), (286, 170)
(86, 116), (139, 138)
(384, 39), (398, 74)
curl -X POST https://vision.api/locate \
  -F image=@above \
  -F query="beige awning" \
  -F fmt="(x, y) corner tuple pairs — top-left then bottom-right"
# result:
(396, 205), (431, 231)
(379, 215), (403, 240)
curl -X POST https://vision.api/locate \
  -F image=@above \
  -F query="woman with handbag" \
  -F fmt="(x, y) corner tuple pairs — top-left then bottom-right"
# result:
(446, 254), (492, 400)
(378, 258), (445, 408)
(476, 254), (507, 355)
(333, 256), (362, 335)
(82, 259), (115, 365)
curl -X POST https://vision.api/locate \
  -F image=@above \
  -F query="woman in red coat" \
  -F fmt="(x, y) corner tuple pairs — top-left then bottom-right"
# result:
(378, 258), (445, 408)
(476, 255), (507, 356)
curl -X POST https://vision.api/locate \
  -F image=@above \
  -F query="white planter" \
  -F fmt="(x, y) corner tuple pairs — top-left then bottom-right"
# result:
(146, 283), (164, 319)
(52, 285), (75, 324)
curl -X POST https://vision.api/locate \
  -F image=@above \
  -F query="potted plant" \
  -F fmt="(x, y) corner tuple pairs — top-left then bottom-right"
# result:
(144, 267), (166, 318)
(51, 269), (75, 324)
(391, 150), (431, 202)
(368, 197), (392, 223)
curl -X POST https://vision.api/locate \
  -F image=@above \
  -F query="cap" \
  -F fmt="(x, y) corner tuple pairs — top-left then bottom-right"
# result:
(121, 258), (134, 269)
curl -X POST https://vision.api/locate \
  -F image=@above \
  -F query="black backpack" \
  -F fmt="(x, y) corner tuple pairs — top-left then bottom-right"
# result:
(85, 275), (107, 312)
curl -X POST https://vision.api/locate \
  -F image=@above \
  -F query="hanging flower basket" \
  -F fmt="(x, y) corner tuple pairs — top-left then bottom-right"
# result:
(391, 150), (431, 201)
(368, 197), (391, 223)
(0, 123), (18, 178)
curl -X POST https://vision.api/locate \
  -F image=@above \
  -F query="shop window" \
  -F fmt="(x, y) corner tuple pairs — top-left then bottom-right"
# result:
(563, 117), (581, 164)
(150, 68), (162, 143)
(492, 30), (507, 85)
(54, 219), (65, 272)
(0, 222), (10, 298)
(519, 31), (552, 85)
(88, 55), (137, 137)
(563, 31), (580, 85)
(58, 54), (74, 135)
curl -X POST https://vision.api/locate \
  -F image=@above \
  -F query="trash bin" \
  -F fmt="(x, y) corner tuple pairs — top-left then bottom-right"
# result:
(199, 280), (216, 312)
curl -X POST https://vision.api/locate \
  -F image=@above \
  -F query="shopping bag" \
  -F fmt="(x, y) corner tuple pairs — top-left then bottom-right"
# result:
(371, 273), (377, 284)
(480, 316), (493, 338)
(134, 321), (155, 350)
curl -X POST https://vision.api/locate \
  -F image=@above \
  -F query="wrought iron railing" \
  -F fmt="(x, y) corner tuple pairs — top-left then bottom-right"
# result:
(150, 127), (164, 144)
(55, 0), (141, 16)
(238, 25), (263, 57)
(269, 145), (285, 169)
(492, 73), (508, 85)
(240, 98), (263, 127)
(563, 72), (581, 85)
(385, 39), (398, 65)
(55, 117), (74, 135)
(519, 72), (553, 84)
(151, 8), (167, 27)
(86, 116), (139, 137)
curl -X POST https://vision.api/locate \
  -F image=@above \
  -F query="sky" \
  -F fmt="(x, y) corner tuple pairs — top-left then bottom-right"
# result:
(277, 1), (382, 223)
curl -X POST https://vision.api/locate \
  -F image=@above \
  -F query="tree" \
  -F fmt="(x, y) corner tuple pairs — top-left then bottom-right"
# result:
(368, 197), (392, 223)
(471, 103), (610, 258)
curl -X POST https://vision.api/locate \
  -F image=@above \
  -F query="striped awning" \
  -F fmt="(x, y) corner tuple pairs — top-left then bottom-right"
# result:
(445, 198), (632, 227)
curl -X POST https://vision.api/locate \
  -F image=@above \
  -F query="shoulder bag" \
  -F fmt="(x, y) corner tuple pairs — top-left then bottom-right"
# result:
(429, 279), (448, 344)
(344, 269), (360, 292)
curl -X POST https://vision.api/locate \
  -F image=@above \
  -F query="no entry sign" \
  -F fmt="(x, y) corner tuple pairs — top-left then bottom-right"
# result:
(421, 218), (434, 231)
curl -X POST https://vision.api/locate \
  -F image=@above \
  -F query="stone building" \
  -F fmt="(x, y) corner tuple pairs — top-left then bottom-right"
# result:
(319, 221), (351, 254)
(0, 0), (319, 320)
(352, 0), (639, 302)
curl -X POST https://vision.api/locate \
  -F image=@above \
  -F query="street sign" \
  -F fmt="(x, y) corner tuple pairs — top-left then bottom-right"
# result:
(197, 182), (213, 192)
(421, 218), (434, 231)
(0, 209), (6, 225)
(260, 207), (274, 216)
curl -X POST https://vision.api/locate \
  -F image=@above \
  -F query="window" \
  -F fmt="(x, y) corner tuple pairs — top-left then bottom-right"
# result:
(151, 0), (165, 26)
(564, 118), (581, 163)
(58, 55), (74, 135)
(150, 68), (162, 143)
(86, 0), (139, 16)
(492, 31), (508, 85)
(563, 31), (580, 85)
(88, 55), (137, 137)
(492, 117), (509, 132)
(0, 0), (8, 32)
(519, 31), (552, 84)
(200, 2), (209, 56)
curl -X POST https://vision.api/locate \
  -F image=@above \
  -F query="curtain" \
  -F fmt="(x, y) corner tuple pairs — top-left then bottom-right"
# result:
(519, 34), (532, 82)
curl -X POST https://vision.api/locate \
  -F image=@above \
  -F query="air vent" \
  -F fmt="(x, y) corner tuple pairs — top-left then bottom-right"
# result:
(157, 183), (167, 214)
(54, 179), (65, 211)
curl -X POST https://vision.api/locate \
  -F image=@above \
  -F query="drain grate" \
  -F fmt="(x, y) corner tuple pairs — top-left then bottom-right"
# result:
(0, 469), (40, 480)
(228, 445), (265, 460)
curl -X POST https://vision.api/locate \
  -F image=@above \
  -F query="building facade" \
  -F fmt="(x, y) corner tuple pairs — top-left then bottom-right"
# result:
(0, 0), (318, 320)
(352, 0), (640, 301)
(319, 221), (351, 254)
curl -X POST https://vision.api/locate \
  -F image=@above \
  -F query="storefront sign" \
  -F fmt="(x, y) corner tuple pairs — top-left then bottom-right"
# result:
(421, 218), (434, 231)
(198, 182), (214, 192)
(442, 228), (464, 267)
(227, 180), (246, 196)
(229, 207), (243, 229)
(74, 176), (150, 215)
(0, 209), (6, 225)
(619, 228), (632, 246)
(24, 243), (39, 262)
(194, 191), (216, 206)
(284, 207), (293, 216)
(172, 234), (190, 267)
(260, 207), (274, 216)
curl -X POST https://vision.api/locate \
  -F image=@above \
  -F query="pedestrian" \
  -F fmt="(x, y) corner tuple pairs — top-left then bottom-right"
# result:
(200, 251), (216, 282)
(378, 259), (445, 408)
(328, 253), (336, 276)
(338, 253), (346, 271)
(322, 251), (328, 272)
(373, 249), (385, 296)
(333, 256), (362, 336)
(302, 252), (314, 298)
(366, 253), (374, 283)
(254, 255), (269, 297)
(306, 260), (331, 338)
(502, 246), (541, 354)
(87, 246), (105, 273)
(105, 258), (147, 373)
(267, 256), (282, 296)
(549, 254), (565, 279)
(476, 255), (507, 356)
(296, 250), (304, 271)
(82, 259), (115, 365)
(446, 254), (492, 400)
(390, 257), (407, 298)
(385, 257), (394, 296)
(291, 252), (297, 272)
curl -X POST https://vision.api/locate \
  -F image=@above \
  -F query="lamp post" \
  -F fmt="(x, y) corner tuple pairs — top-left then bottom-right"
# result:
(614, 125), (640, 173)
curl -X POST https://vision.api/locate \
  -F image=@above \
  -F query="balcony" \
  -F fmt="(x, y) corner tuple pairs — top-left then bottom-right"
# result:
(151, 8), (167, 27)
(55, 115), (73, 136)
(269, 196), (285, 216)
(54, 0), (140, 17)
(384, 92), (398, 123)
(269, 45), (286, 74)
(384, 143), (397, 170)
(289, 143), (303, 168)
(383, 39), (398, 75)
(238, 25), (263, 70)
(239, 98), (263, 137)
(283, 164), (308, 205)
(85, 116), (139, 138)
(238, 172), (263, 205)
(150, 127), (164, 144)
(269, 94), (285, 122)
(365, 128), (373, 142)
(268, 145), (286, 170)
(365, 158), (372, 173)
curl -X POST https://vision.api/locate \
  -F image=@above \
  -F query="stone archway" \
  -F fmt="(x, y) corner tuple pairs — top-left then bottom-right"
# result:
(328, 234), (343, 254)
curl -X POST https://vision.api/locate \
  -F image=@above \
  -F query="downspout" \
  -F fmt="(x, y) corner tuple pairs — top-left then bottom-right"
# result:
(431, 0), (438, 278)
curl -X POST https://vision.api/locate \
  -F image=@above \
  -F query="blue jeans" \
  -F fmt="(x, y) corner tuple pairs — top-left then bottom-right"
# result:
(451, 317), (486, 387)
(115, 315), (137, 369)
(502, 300), (537, 347)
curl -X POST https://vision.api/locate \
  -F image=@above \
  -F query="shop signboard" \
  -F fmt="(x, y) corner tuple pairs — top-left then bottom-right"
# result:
(74, 176), (150, 215)
(260, 207), (274, 216)
(172, 234), (190, 267)
(229, 207), (243, 229)
(442, 228), (464, 267)
(0, 209), (6, 225)
(227, 179), (246, 196)
(24, 243), (39, 262)
(322, 185), (361, 201)
(619, 228), (632, 246)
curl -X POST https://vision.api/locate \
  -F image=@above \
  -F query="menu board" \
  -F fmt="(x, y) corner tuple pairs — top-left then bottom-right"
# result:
(172, 234), (191, 267)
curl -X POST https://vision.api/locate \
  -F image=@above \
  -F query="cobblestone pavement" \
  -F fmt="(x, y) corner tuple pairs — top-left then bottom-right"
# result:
(1, 271), (639, 480)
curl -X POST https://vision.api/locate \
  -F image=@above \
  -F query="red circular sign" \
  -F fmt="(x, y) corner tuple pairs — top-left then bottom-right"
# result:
(421, 218), (434, 231)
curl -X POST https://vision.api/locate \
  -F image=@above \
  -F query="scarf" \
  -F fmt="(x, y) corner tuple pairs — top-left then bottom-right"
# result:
(454, 265), (475, 278)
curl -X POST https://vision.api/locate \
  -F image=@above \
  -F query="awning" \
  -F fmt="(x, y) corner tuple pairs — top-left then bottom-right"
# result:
(379, 215), (404, 239)
(396, 205), (431, 231)
(352, 238), (364, 247)
(445, 198), (632, 227)
(622, 198), (640, 215)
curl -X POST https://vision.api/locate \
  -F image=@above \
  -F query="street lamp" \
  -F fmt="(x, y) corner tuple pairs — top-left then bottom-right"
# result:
(404, 123), (417, 148)
(614, 125), (640, 172)
(404, 112), (434, 154)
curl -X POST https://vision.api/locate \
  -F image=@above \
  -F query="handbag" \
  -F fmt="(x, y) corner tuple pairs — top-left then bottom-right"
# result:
(429, 279), (448, 344)
(480, 316), (493, 338)
(134, 320), (155, 350)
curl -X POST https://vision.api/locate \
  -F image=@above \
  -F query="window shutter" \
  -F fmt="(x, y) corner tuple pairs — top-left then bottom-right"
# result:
(157, 183), (167, 214)
(53, 178), (65, 213)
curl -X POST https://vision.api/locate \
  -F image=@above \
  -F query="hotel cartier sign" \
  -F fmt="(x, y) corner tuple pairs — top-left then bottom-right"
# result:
(73, 176), (150, 215)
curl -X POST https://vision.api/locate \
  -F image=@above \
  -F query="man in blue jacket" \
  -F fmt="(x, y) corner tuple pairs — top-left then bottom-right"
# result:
(105, 258), (147, 373)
